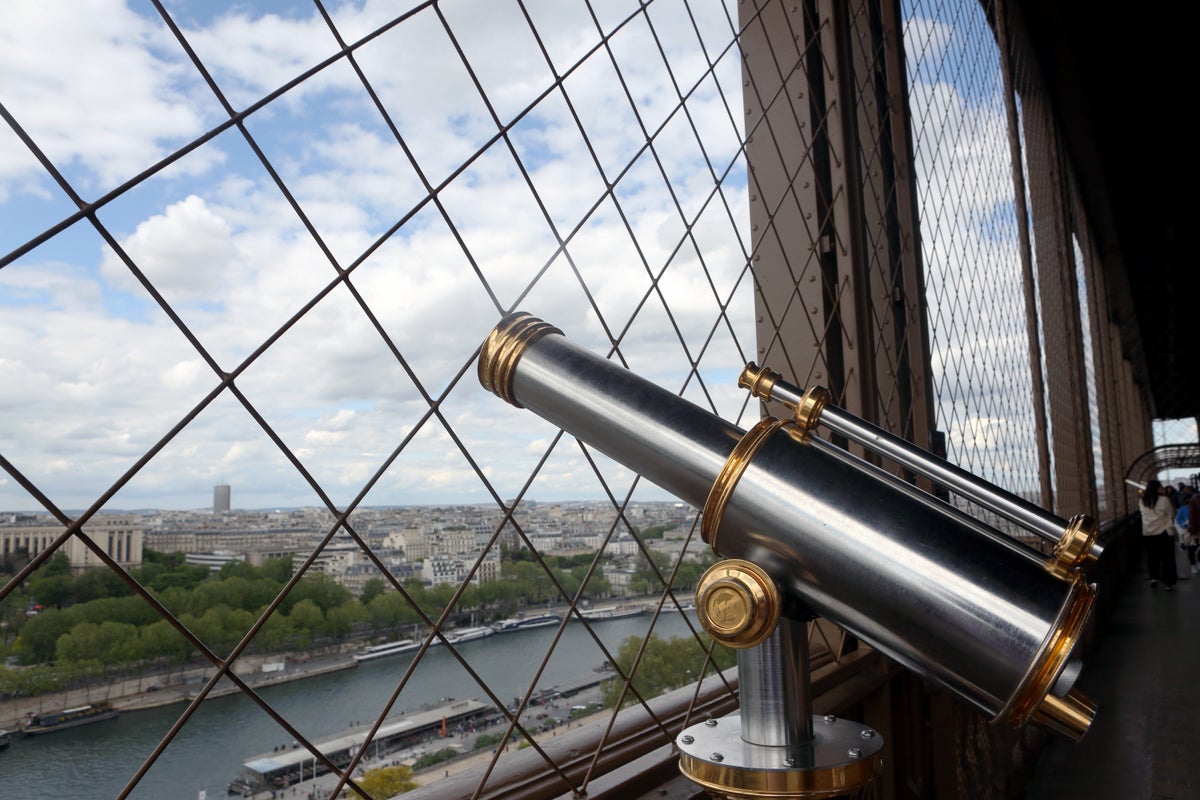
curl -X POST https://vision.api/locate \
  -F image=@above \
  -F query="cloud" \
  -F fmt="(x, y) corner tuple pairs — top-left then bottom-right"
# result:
(101, 194), (239, 302)
(0, 0), (219, 196)
(1, 0), (759, 513)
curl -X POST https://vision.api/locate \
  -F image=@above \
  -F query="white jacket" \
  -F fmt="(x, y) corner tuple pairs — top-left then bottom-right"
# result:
(1139, 497), (1175, 537)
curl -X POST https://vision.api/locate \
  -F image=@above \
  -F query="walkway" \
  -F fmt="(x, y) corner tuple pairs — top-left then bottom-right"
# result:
(1022, 550), (1199, 799)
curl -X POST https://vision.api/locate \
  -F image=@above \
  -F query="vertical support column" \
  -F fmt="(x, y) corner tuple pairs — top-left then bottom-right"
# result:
(996, 0), (1053, 512)
(817, 0), (870, 427)
(738, 617), (813, 747)
(742, 0), (934, 452)
(740, 0), (829, 415)
(1080, 238), (1121, 520)
(878, 0), (936, 459)
(1020, 94), (1096, 517)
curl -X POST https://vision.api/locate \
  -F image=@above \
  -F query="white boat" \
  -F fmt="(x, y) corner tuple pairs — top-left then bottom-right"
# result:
(490, 613), (562, 633)
(353, 639), (421, 662)
(444, 626), (495, 644)
(577, 605), (645, 621)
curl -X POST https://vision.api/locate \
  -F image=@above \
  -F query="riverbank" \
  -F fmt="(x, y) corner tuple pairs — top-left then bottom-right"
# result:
(0, 649), (358, 731)
(0, 610), (698, 800)
(244, 703), (612, 800)
(0, 595), (684, 731)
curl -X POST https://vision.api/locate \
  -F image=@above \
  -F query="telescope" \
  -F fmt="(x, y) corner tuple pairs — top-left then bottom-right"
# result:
(478, 312), (1099, 799)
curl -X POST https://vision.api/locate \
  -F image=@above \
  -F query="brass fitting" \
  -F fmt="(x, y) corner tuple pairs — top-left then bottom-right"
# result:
(702, 418), (793, 550)
(1053, 514), (1100, 570)
(792, 386), (831, 435)
(995, 573), (1097, 739)
(738, 361), (780, 401)
(477, 311), (562, 407)
(695, 559), (781, 649)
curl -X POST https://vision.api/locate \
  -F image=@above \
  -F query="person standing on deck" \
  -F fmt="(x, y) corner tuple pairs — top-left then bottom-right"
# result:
(1139, 479), (1177, 590)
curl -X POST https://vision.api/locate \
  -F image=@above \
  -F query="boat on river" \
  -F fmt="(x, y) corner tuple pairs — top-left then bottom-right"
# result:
(0, 729), (11, 750)
(576, 605), (645, 621)
(20, 703), (118, 736)
(353, 638), (422, 662)
(444, 625), (495, 644)
(490, 613), (562, 633)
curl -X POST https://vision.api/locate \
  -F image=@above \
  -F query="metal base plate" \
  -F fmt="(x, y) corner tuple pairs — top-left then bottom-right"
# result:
(677, 714), (883, 799)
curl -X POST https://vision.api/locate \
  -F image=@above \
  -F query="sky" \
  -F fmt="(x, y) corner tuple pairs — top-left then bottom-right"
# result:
(0, 0), (1110, 516)
(0, 0), (762, 513)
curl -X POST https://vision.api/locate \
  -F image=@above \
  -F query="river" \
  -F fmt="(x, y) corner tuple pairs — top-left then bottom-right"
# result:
(0, 611), (702, 799)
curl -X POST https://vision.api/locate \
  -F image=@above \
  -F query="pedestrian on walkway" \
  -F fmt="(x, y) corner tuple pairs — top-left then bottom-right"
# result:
(1186, 484), (1200, 575)
(1139, 479), (1177, 589)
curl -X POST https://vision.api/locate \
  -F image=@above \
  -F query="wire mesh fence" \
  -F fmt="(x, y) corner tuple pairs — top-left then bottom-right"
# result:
(0, 0), (1160, 798)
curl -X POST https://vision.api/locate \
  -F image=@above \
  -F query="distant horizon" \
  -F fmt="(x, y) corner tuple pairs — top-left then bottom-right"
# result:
(1, 497), (692, 518)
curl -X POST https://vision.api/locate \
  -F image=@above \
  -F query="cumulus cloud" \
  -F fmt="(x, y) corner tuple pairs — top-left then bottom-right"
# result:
(101, 194), (239, 302)
(1, 0), (760, 512)
(0, 0), (219, 195)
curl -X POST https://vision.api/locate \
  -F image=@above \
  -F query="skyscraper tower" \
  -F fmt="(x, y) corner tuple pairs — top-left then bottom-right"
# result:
(213, 484), (231, 514)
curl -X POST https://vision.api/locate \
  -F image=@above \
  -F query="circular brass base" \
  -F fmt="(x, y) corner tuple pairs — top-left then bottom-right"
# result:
(677, 714), (883, 799)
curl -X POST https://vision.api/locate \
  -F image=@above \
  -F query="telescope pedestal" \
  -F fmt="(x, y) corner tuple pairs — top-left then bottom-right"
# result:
(678, 616), (883, 798)
(677, 713), (883, 800)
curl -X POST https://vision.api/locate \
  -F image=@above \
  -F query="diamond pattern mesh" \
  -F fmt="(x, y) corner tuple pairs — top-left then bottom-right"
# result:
(0, 0), (1149, 798)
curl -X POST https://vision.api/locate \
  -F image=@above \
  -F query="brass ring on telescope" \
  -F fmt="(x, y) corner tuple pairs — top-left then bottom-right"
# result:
(478, 312), (562, 407)
(738, 361), (781, 402)
(793, 385), (831, 435)
(994, 572), (1096, 740)
(1052, 514), (1100, 572)
(702, 417), (794, 552)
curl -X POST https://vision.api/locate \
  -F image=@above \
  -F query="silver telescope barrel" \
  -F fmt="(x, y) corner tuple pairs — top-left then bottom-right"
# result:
(478, 312), (1096, 739)
(739, 364), (1101, 566)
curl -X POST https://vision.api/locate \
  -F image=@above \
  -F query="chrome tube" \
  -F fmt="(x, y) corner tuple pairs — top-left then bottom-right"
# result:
(479, 313), (1096, 738)
(743, 367), (1101, 562)
(738, 618), (813, 747)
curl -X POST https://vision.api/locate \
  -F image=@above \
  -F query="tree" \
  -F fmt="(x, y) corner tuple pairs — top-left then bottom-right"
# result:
(260, 555), (293, 584)
(285, 573), (352, 613)
(287, 599), (324, 647)
(140, 618), (192, 662)
(55, 621), (142, 666)
(365, 590), (421, 632)
(628, 550), (673, 595)
(71, 567), (131, 604)
(254, 608), (296, 652)
(359, 577), (386, 606)
(601, 633), (736, 708)
(353, 764), (417, 799)
(72, 596), (160, 628)
(15, 607), (75, 663)
(40, 551), (72, 577)
(185, 605), (254, 656)
(27, 573), (72, 610)
(218, 559), (257, 580)
(324, 601), (367, 638)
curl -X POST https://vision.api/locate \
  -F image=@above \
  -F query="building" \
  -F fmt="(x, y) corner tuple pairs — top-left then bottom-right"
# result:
(0, 515), (144, 574)
(213, 484), (231, 514)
